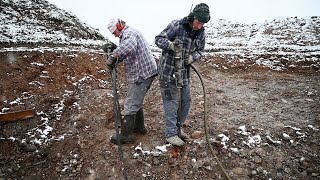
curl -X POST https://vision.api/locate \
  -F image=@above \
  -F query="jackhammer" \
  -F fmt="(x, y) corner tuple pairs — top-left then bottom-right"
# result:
(102, 43), (128, 180)
(173, 40), (184, 138)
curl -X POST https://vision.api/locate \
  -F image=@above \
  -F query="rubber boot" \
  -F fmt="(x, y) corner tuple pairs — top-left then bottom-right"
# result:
(110, 114), (135, 144)
(133, 108), (147, 134)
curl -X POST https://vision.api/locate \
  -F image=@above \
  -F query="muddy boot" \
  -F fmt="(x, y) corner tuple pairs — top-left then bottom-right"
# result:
(110, 114), (136, 144)
(133, 108), (148, 135)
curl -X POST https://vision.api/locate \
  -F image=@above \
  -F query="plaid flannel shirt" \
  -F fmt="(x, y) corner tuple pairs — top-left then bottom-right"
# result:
(155, 17), (205, 85)
(114, 26), (157, 83)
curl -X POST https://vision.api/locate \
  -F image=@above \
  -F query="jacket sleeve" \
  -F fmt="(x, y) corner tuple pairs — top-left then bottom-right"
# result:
(191, 32), (205, 62)
(154, 20), (178, 51)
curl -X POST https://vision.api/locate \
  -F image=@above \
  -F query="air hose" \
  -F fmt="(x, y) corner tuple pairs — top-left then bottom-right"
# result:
(190, 64), (232, 180)
(110, 65), (128, 180)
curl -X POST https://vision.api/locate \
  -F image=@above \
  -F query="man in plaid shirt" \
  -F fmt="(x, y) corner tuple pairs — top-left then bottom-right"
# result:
(155, 3), (210, 146)
(107, 18), (157, 144)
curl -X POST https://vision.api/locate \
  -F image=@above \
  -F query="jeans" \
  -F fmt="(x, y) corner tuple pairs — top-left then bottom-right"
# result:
(123, 76), (155, 116)
(160, 81), (191, 137)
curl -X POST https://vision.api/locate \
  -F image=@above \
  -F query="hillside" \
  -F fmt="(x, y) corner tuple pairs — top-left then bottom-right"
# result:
(206, 16), (320, 50)
(0, 0), (319, 179)
(0, 0), (106, 48)
(203, 16), (320, 71)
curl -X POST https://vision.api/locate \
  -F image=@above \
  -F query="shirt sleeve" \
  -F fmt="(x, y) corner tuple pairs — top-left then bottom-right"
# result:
(114, 30), (137, 59)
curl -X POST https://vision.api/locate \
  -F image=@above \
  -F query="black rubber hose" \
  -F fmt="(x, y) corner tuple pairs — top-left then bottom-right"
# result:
(111, 65), (128, 180)
(190, 64), (232, 180)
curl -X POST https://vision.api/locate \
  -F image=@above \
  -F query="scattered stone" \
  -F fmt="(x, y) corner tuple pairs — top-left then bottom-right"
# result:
(266, 135), (281, 145)
(284, 167), (291, 173)
(230, 148), (239, 154)
(301, 171), (308, 177)
(256, 166), (264, 173)
(191, 158), (199, 169)
(7, 168), (13, 173)
(183, 169), (189, 175)
(204, 165), (212, 171)
(282, 133), (291, 141)
(191, 131), (202, 139)
(254, 157), (262, 164)
(209, 139), (224, 148)
(311, 173), (319, 177)
(277, 172), (283, 179)
(251, 170), (258, 176)
(255, 148), (266, 157)
(232, 167), (244, 175)
(24, 144), (37, 152)
(152, 157), (160, 166)
(19, 141), (27, 147)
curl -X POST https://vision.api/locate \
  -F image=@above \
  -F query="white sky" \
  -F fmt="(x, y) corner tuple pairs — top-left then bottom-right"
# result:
(47, 0), (319, 44)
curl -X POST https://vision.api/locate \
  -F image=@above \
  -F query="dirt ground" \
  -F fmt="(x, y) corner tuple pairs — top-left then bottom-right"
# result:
(0, 47), (319, 180)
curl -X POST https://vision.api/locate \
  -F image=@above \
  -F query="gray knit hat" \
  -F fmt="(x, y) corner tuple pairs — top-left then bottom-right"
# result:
(193, 3), (210, 23)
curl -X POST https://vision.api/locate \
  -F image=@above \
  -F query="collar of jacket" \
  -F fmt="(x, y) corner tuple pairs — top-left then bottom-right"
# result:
(119, 26), (129, 39)
(180, 17), (204, 39)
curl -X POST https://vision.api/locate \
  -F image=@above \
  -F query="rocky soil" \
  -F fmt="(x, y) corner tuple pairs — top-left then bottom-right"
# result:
(0, 47), (319, 180)
(1, 0), (319, 179)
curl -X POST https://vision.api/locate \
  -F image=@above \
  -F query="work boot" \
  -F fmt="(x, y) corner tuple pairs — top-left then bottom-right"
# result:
(110, 114), (136, 144)
(133, 108), (147, 135)
(179, 129), (190, 140)
(166, 135), (185, 146)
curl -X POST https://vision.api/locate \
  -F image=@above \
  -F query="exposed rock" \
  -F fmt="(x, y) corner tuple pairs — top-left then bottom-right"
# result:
(191, 130), (203, 139)
(24, 144), (37, 152)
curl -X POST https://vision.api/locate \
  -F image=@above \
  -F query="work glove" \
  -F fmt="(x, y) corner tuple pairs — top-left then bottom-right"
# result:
(102, 42), (117, 53)
(184, 54), (193, 66)
(169, 39), (183, 52)
(106, 55), (117, 70)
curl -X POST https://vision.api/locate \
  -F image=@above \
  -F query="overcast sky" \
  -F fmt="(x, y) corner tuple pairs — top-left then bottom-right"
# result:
(48, 0), (319, 44)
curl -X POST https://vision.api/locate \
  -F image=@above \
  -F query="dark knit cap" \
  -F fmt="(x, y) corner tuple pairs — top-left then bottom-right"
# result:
(193, 3), (210, 23)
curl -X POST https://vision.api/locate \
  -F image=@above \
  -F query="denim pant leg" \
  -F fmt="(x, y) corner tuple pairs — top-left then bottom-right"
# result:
(161, 82), (191, 137)
(181, 84), (191, 125)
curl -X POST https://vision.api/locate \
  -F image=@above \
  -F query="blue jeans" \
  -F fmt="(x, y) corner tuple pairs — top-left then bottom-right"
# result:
(160, 81), (191, 137)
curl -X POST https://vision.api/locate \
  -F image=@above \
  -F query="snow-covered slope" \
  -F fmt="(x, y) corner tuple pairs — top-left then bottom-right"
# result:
(0, 0), (106, 47)
(205, 16), (320, 55)
(1, 0), (319, 62)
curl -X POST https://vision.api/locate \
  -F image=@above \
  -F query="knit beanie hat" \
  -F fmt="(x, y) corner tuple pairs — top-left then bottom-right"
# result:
(193, 3), (210, 23)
